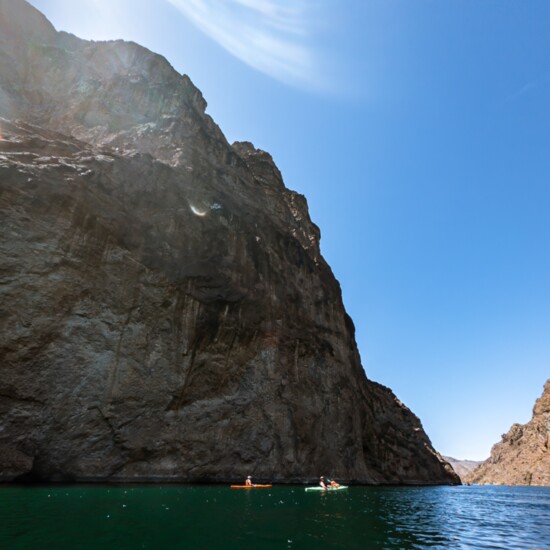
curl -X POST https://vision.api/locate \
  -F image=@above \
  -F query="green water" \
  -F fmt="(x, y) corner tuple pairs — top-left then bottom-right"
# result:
(1, 485), (548, 549)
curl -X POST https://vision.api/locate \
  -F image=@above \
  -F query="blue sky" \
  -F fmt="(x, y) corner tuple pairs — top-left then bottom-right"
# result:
(29, 0), (549, 461)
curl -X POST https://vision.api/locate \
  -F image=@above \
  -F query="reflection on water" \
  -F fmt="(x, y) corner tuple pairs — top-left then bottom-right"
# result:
(0, 485), (548, 549)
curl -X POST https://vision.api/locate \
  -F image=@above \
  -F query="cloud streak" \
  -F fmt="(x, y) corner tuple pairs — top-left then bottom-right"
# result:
(167, 0), (324, 89)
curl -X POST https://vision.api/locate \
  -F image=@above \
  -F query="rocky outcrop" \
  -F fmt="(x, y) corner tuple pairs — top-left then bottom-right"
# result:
(442, 457), (483, 482)
(0, 0), (459, 485)
(465, 380), (550, 486)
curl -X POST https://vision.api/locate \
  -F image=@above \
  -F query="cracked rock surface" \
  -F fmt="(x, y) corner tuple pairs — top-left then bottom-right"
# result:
(0, 0), (459, 484)
(465, 380), (550, 486)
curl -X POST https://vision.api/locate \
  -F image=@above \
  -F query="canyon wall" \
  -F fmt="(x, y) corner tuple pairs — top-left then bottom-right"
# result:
(0, 0), (459, 484)
(442, 457), (482, 482)
(466, 380), (549, 486)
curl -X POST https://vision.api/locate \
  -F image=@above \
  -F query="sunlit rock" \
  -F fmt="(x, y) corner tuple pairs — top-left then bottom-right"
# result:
(466, 380), (550, 486)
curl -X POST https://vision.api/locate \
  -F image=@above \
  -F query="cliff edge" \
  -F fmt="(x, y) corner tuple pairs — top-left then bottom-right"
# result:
(465, 380), (549, 486)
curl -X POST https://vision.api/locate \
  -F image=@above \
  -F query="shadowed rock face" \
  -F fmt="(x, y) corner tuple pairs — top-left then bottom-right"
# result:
(465, 380), (550, 486)
(0, 0), (459, 484)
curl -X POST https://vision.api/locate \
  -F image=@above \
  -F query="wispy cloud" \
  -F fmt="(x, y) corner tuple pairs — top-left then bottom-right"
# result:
(167, 0), (325, 89)
(507, 81), (536, 101)
(498, 80), (538, 107)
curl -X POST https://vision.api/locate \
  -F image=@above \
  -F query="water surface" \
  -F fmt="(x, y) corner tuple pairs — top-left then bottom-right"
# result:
(1, 485), (548, 549)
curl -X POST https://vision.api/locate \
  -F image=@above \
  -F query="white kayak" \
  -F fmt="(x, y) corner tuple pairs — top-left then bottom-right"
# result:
(305, 485), (348, 492)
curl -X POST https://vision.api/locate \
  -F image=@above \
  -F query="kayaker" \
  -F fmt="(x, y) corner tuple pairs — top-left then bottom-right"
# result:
(319, 476), (328, 490)
(245, 475), (254, 487)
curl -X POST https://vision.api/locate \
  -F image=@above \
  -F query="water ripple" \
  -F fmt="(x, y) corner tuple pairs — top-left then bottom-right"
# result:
(0, 485), (548, 549)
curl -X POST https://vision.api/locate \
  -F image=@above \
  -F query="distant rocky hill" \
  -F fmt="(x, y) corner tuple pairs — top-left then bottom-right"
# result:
(0, 0), (459, 485)
(465, 380), (549, 486)
(442, 457), (483, 482)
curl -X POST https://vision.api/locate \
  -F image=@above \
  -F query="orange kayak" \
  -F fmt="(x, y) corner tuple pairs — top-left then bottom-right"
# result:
(230, 484), (272, 489)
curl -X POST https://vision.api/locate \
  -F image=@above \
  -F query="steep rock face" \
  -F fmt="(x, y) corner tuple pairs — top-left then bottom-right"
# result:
(0, 0), (459, 484)
(442, 457), (483, 482)
(0, 0), (218, 167)
(465, 380), (550, 486)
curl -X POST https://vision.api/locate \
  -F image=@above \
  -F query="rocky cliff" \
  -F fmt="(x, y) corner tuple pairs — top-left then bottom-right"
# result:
(0, 0), (459, 484)
(442, 457), (483, 482)
(465, 380), (549, 486)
